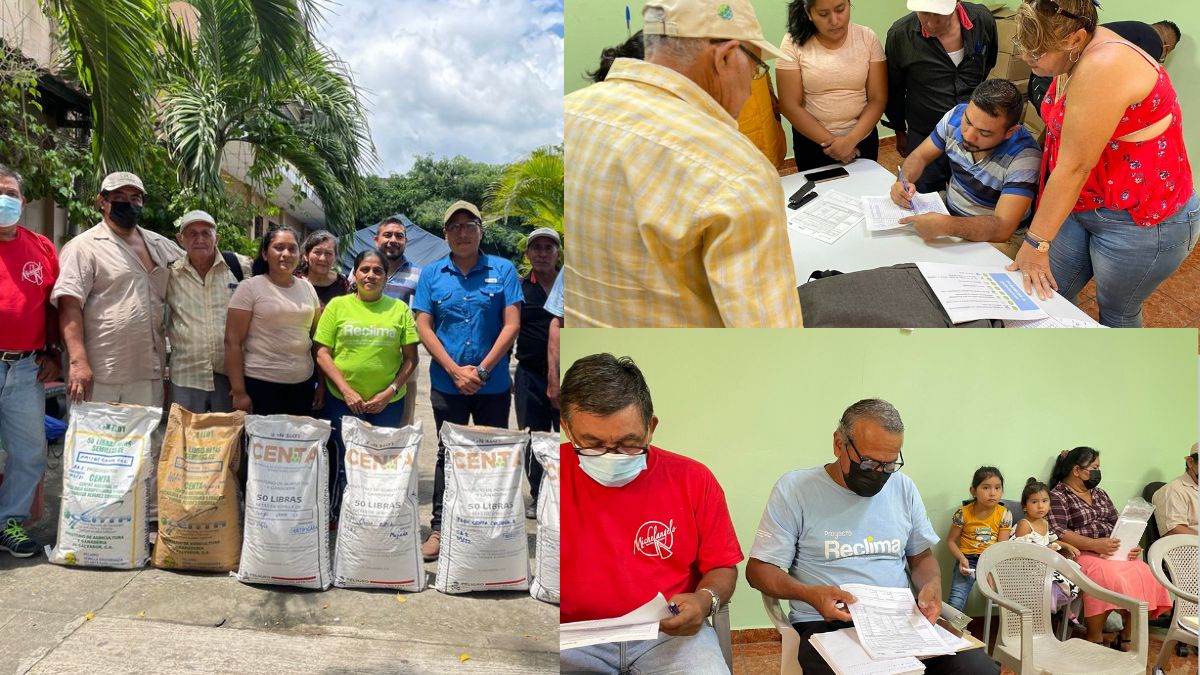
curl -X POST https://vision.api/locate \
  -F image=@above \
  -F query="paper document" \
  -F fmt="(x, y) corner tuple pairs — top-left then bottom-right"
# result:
(1005, 315), (1105, 328)
(1109, 499), (1154, 560)
(559, 593), (672, 650)
(841, 584), (956, 660)
(862, 193), (949, 232)
(931, 624), (976, 652)
(787, 189), (865, 244)
(916, 262), (1048, 323)
(809, 627), (925, 675)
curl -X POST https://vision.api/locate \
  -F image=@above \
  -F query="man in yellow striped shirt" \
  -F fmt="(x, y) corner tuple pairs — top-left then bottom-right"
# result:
(564, 0), (803, 327)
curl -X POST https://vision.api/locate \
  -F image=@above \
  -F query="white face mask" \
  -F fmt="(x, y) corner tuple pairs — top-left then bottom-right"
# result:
(0, 195), (21, 227)
(578, 453), (648, 487)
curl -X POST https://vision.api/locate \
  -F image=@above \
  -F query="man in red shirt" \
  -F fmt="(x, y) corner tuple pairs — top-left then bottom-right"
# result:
(560, 353), (741, 674)
(0, 165), (60, 557)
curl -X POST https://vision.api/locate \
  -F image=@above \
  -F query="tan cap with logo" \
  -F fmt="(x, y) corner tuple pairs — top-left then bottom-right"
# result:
(443, 200), (483, 226)
(100, 171), (146, 194)
(642, 0), (785, 60)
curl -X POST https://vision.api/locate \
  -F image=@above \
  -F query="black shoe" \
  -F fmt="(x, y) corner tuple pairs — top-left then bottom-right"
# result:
(0, 518), (38, 558)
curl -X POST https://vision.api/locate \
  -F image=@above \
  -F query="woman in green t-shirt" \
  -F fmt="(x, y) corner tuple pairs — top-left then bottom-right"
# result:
(315, 248), (420, 517)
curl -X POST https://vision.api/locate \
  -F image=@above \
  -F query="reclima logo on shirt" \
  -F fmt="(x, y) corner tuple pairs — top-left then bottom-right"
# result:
(823, 529), (902, 560)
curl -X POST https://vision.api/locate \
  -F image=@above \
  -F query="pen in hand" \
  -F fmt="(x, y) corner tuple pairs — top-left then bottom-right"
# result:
(668, 602), (681, 616)
(897, 165), (915, 209)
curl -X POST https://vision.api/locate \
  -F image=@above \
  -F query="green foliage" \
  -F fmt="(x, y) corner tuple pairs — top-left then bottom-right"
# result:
(0, 46), (99, 235)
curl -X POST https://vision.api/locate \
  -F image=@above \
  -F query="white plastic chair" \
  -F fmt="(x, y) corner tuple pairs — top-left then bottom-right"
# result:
(710, 602), (733, 672)
(1147, 534), (1198, 672)
(761, 592), (804, 675)
(976, 541), (1147, 675)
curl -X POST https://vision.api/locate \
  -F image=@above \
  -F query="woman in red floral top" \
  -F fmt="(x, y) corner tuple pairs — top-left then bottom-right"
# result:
(1006, 0), (1198, 326)
(1047, 447), (1171, 648)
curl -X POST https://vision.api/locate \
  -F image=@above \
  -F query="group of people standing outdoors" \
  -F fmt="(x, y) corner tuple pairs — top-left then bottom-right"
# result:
(565, 0), (1198, 328)
(0, 166), (565, 564)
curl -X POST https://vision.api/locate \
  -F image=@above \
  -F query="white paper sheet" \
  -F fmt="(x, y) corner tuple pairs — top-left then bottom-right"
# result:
(931, 624), (975, 652)
(1004, 315), (1105, 328)
(787, 189), (865, 244)
(840, 584), (956, 660)
(559, 593), (672, 650)
(861, 193), (949, 232)
(915, 262), (1049, 323)
(809, 627), (926, 675)
(1109, 502), (1153, 560)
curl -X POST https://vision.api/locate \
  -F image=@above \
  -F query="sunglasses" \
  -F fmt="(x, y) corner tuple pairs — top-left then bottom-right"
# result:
(1025, 0), (1095, 30)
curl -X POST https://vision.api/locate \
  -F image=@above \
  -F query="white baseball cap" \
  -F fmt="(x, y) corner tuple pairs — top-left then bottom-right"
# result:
(642, 0), (786, 60)
(178, 209), (216, 231)
(100, 171), (146, 194)
(907, 0), (958, 15)
(527, 227), (561, 246)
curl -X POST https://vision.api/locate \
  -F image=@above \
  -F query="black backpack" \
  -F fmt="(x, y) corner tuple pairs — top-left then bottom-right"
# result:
(221, 251), (244, 282)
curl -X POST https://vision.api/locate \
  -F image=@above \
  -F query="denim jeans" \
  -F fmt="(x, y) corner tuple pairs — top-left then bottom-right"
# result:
(947, 553), (980, 611)
(1050, 194), (1200, 327)
(0, 356), (47, 522)
(325, 391), (406, 516)
(560, 622), (729, 675)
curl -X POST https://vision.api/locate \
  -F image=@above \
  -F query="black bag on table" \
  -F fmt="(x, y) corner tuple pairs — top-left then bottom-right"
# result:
(797, 263), (1001, 328)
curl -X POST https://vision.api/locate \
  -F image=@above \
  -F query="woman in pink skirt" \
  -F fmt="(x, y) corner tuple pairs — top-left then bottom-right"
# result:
(1048, 446), (1172, 649)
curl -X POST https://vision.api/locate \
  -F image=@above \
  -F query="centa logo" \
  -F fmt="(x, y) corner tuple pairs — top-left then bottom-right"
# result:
(21, 261), (44, 286)
(635, 519), (676, 559)
(717, 4), (734, 20)
(824, 534), (902, 559)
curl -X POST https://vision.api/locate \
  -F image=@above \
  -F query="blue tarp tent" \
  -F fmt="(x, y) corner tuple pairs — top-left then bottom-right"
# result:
(338, 214), (450, 273)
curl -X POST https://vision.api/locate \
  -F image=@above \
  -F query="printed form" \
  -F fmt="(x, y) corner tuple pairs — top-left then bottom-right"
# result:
(861, 193), (949, 232)
(787, 190), (865, 244)
(916, 263), (1048, 323)
(560, 593), (672, 650)
(840, 584), (956, 660)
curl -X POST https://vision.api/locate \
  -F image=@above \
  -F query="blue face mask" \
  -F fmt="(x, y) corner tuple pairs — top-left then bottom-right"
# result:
(0, 195), (21, 227)
(578, 452), (648, 487)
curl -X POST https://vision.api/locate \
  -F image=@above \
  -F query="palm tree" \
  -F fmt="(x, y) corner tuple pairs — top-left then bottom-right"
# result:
(484, 145), (564, 240)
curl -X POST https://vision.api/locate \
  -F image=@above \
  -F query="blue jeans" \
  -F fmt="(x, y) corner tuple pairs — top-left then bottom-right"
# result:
(325, 390), (406, 517)
(0, 356), (47, 522)
(560, 622), (729, 675)
(947, 553), (980, 611)
(1050, 194), (1200, 327)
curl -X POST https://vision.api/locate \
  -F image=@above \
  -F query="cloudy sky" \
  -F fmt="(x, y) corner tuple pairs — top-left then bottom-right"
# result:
(317, 0), (564, 176)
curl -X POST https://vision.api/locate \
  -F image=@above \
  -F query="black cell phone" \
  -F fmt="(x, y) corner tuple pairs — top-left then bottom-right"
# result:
(804, 166), (850, 183)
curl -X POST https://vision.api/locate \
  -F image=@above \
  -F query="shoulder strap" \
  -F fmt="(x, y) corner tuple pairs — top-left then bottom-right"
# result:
(221, 251), (243, 282)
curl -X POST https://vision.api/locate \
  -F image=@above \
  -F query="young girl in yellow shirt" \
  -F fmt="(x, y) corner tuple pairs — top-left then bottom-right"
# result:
(947, 466), (1012, 610)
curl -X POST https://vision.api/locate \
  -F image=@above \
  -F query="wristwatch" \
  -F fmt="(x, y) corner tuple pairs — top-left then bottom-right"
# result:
(699, 587), (721, 618)
(476, 366), (490, 382)
(1024, 232), (1051, 253)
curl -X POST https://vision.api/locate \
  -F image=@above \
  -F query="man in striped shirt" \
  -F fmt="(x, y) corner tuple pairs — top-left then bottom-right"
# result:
(890, 79), (1042, 257)
(564, 0), (803, 327)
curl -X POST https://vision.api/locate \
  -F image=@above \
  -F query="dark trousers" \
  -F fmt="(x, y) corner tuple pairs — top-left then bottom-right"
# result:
(514, 365), (560, 502)
(792, 620), (999, 675)
(907, 129), (952, 194)
(792, 127), (879, 172)
(429, 389), (511, 532)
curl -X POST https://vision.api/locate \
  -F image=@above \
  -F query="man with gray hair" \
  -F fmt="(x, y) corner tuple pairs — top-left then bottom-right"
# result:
(747, 399), (999, 675)
(563, 0), (802, 328)
(560, 353), (741, 673)
(890, 79), (1042, 258)
(165, 209), (251, 412)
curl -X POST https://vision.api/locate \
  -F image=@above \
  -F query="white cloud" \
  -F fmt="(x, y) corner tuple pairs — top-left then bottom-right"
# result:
(318, 0), (564, 176)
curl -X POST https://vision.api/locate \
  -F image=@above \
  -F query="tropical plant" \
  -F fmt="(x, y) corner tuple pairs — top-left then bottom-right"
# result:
(484, 144), (564, 238)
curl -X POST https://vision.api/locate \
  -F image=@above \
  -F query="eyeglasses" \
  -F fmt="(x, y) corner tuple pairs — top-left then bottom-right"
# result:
(1011, 38), (1044, 62)
(739, 44), (770, 80)
(845, 434), (904, 473)
(444, 220), (482, 233)
(572, 442), (650, 457)
(1026, 0), (1094, 30)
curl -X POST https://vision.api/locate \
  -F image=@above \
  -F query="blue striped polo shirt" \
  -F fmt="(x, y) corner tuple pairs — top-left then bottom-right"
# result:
(930, 104), (1043, 220)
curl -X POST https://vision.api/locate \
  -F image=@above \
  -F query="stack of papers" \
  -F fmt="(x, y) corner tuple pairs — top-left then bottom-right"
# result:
(1004, 315), (1105, 328)
(915, 262), (1048, 323)
(809, 628), (926, 675)
(559, 593), (672, 650)
(841, 584), (958, 660)
(862, 193), (949, 232)
(787, 189), (865, 244)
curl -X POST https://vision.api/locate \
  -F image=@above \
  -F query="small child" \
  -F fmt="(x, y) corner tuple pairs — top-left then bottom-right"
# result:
(1012, 477), (1080, 612)
(947, 466), (1012, 611)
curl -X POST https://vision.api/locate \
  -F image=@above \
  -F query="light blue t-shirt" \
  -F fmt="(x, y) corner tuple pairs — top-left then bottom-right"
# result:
(544, 272), (563, 318)
(749, 466), (940, 624)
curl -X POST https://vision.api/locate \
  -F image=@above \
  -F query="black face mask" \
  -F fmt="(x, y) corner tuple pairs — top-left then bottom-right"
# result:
(1083, 469), (1101, 490)
(108, 201), (143, 229)
(844, 461), (891, 497)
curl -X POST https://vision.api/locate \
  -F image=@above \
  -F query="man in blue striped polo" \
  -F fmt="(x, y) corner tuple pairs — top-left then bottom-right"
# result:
(889, 79), (1042, 258)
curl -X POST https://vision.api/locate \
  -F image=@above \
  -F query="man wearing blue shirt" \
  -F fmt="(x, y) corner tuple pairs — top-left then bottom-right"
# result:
(412, 200), (523, 561)
(746, 399), (999, 675)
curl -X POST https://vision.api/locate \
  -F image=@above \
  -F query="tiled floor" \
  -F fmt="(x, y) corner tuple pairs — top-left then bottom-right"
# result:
(731, 627), (1198, 674)
(785, 138), (1200, 329)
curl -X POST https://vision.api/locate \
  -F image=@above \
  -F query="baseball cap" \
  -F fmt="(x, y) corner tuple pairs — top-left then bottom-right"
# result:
(527, 227), (561, 246)
(642, 0), (786, 61)
(907, 0), (958, 15)
(100, 171), (146, 194)
(178, 209), (216, 231)
(443, 200), (482, 226)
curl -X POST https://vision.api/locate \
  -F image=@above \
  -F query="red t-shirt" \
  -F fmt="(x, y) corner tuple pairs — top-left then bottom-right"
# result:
(561, 443), (744, 623)
(0, 227), (59, 350)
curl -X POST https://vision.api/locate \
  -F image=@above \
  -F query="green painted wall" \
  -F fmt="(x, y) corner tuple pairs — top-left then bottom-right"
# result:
(560, 328), (1198, 629)
(564, 0), (1199, 189)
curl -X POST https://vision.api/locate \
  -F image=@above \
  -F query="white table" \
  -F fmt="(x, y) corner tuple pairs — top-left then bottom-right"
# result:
(783, 159), (1093, 324)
